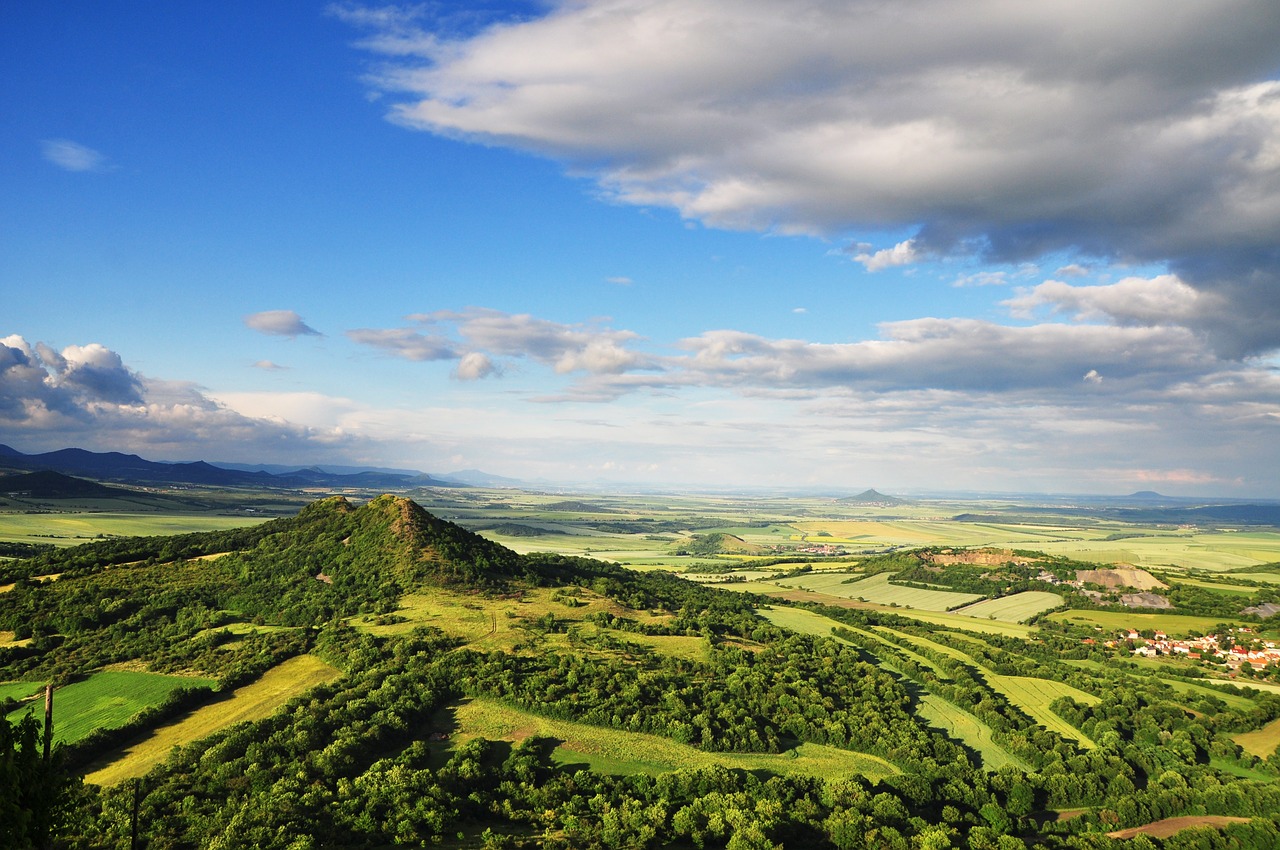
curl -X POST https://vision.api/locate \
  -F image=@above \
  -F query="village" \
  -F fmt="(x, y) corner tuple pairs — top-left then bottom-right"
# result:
(1090, 627), (1280, 674)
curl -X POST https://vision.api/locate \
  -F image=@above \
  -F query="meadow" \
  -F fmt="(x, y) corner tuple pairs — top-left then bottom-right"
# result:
(0, 511), (267, 548)
(774, 571), (983, 611)
(1046, 609), (1247, 636)
(953, 591), (1064, 623)
(915, 694), (1028, 771)
(1233, 716), (1280, 759)
(83, 654), (341, 786)
(440, 696), (900, 781)
(5, 670), (216, 746)
(982, 675), (1099, 748)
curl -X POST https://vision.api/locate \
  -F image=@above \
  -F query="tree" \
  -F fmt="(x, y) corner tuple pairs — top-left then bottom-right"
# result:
(0, 712), (74, 848)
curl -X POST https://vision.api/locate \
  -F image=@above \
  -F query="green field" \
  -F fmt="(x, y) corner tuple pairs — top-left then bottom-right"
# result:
(1171, 577), (1261, 596)
(1153, 678), (1257, 712)
(756, 607), (951, 677)
(84, 655), (341, 786)
(916, 695), (1028, 770)
(874, 627), (982, 665)
(727, 582), (1037, 636)
(5, 671), (216, 746)
(983, 675), (1099, 748)
(444, 697), (900, 781)
(775, 572), (983, 611)
(0, 681), (44, 702)
(0, 511), (267, 547)
(953, 591), (1064, 622)
(1047, 609), (1246, 636)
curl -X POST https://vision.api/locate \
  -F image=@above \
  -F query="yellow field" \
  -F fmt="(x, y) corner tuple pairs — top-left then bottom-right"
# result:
(1234, 716), (1280, 758)
(446, 697), (899, 781)
(953, 591), (1063, 623)
(1047, 609), (1245, 637)
(724, 582), (1036, 636)
(774, 572), (983, 611)
(83, 654), (341, 786)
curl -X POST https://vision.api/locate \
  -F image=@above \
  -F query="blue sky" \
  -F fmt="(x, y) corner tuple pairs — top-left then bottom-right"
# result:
(4, 2), (1280, 496)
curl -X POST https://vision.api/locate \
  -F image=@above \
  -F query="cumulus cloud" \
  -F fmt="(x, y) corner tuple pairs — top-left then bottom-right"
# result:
(0, 336), (355, 461)
(1004, 274), (1206, 326)
(341, 0), (1280, 354)
(244, 310), (322, 338)
(852, 240), (919, 272)
(454, 351), (498, 380)
(41, 139), (108, 172)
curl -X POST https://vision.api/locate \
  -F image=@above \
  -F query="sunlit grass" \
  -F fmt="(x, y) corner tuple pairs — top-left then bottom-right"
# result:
(83, 654), (341, 786)
(441, 697), (899, 781)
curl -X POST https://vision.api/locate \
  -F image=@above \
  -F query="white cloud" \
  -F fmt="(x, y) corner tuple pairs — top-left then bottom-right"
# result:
(345, 327), (456, 361)
(454, 351), (498, 380)
(1003, 274), (1205, 325)
(354, 308), (661, 376)
(244, 310), (322, 338)
(41, 139), (108, 172)
(852, 239), (919, 272)
(340, 0), (1280, 354)
(0, 336), (357, 462)
(606, 276), (633, 285)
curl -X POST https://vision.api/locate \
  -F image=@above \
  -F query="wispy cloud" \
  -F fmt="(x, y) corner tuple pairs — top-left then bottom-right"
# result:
(244, 310), (322, 338)
(41, 139), (108, 172)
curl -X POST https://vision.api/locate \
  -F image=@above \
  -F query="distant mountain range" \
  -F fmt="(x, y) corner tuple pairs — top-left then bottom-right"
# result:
(0, 445), (465, 491)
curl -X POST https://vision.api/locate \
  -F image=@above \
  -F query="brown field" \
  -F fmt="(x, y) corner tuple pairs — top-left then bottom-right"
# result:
(1107, 816), (1251, 840)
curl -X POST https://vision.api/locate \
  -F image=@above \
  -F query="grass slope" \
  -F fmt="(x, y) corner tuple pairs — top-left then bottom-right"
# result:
(443, 697), (899, 781)
(983, 675), (1099, 748)
(1234, 716), (1280, 759)
(916, 695), (1029, 771)
(83, 655), (341, 786)
(5, 671), (216, 746)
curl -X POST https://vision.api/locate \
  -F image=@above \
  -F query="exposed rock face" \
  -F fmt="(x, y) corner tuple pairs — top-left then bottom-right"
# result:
(1243, 602), (1280, 618)
(1075, 568), (1167, 590)
(1120, 592), (1173, 609)
(922, 549), (1029, 567)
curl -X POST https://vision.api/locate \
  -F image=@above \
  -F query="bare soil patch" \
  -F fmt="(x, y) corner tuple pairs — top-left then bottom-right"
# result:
(1076, 568), (1167, 590)
(1106, 815), (1250, 840)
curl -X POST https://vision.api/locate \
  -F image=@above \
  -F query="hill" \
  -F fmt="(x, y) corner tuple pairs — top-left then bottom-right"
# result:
(675, 532), (766, 556)
(0, 471), (127, 499)
(838, 488), (908, 506)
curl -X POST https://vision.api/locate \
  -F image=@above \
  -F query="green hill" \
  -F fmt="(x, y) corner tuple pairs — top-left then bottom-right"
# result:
(0, 470), (129, 499)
